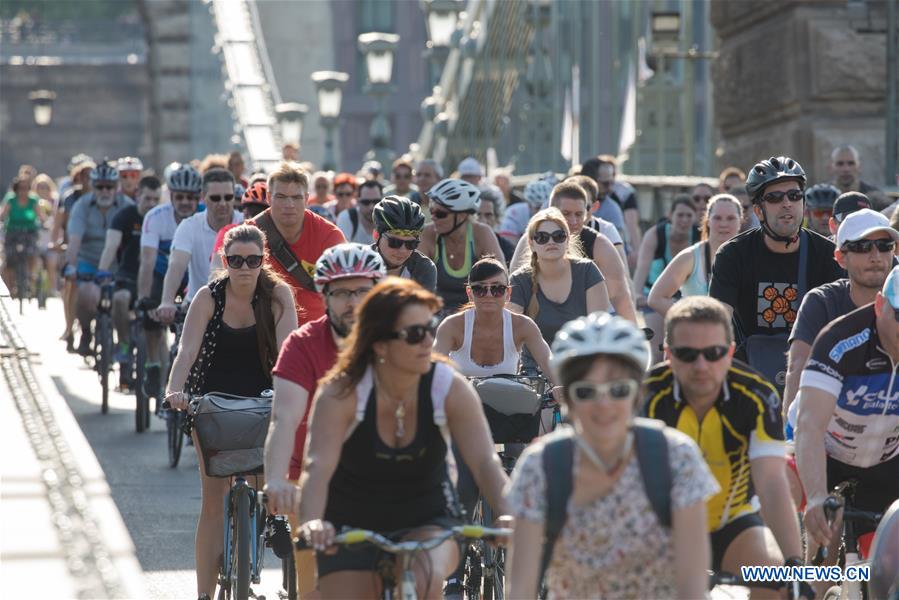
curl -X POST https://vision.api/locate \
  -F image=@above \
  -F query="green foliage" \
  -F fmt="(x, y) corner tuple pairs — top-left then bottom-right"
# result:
(0, 0), (137, 21)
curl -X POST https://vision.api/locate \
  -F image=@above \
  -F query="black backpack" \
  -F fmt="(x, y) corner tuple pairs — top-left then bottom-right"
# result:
(539, 418), (673, 582)
(349, 207), (359, 240)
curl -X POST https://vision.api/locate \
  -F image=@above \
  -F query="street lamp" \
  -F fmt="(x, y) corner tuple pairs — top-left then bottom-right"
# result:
(275, 102), (308, 153)
(311, 71), (349, 172)
(358, 32), (400, 168)
(421, 0), (464, 87)
(29, 90), (57, 126)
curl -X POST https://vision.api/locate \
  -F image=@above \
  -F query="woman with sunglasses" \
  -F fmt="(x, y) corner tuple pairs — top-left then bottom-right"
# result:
(372, 195), (437, 291)
(647, 194), (743, 316)
(298, 278), (512, 599)
(164, 224), (297, 600)
(418, 178), (504, 318)
(506, 312), (717, 598)
(507, 208), (609, 363)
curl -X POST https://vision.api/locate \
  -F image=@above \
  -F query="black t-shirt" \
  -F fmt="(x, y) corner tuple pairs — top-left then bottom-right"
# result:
(63, 189), (83, 214)
(495, 232), (516, 265)
(110, 204), (144, 279)
(709, 228), (842, 339)
(789, 279), (857, 345)
(608, 190), (638, 212)
(578, 226), (599, 258)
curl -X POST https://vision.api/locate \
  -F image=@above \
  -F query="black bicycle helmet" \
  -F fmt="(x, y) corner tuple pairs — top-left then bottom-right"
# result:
(90, 159), (119, 183)
(745, 156), (807, 200)
(373, 195), (425, 234)
(804, 183), (840, 210)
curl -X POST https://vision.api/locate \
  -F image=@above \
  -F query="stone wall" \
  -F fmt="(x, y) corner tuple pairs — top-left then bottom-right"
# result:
(711, 0), (891, 185)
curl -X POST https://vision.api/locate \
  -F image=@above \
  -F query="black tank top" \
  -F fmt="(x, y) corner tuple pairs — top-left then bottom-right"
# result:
(324, 363), (460, 532)
(201, 323), (272, 397)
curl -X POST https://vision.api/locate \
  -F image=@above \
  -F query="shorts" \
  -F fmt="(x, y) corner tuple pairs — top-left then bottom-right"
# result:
(827, 453), (899, 533)
(115, 277), (137, 305)
(710, 512), (765, 572)
(140, 273), (167, 331)
(76, 260), (98, 278)
(4, 230), (38, 260)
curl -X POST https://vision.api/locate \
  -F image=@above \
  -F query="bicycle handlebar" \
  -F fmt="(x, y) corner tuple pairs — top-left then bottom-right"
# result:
(293, 525), (512, 553)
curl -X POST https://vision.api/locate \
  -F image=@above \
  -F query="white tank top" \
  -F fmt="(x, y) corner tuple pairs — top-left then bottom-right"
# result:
(448, 309), (520, 377)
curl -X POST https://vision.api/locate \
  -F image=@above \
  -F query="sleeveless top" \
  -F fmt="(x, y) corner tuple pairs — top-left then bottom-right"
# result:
(434, 222), (476, 315)
(680, 241), (711, 297)
(448, 309), (520, 377)
(324, 362), (461, 532)
(4, 194), (40, 233)
(644, 222), (700, 295)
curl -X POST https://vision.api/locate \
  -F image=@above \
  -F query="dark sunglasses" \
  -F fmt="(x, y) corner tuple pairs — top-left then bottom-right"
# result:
(533, 230), (568, 245)
(336, 191), (354, 198)
(430, 208), (450, 220)
(469, 283), (508, 298)
(94, 184), (115, 191)
(173, 192), (200, 202)
(841, 239), (896, 254)
(670, 345), (729, 363)
(568, 379), (639, 402)
(385, 317), (439, 344)
(762, 189), (804, 204)
(207, 194), (235, 203)
(358, 198), (380, 207)
(225, 254), (264, 269)
(384, 235), (420, 250)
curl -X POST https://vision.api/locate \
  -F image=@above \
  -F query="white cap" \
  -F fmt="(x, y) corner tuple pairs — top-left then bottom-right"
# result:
(882, 265), (899, 309)
(458, 157), (483, 177)
(836, 208), (899, 247)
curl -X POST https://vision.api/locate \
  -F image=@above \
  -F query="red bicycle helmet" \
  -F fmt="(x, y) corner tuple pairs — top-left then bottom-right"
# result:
(241, 182), (269, 208)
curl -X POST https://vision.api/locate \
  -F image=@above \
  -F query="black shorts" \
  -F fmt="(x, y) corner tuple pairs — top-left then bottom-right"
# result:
(827, 453), (899, 533)
(710, 512), (765, 572)
(115, 277), (137, 303)
(141, 273), (166, 331)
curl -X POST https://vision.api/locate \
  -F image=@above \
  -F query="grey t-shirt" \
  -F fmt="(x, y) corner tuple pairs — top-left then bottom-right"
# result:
(67, 192), (134, 268)
(789, 278), (856, 345)
(510, 258), (604, 345)
(399, 250), (438, 292)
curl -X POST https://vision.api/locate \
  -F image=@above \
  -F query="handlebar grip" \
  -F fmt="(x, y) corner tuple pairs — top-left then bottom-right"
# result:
(293, 536), (312, 551)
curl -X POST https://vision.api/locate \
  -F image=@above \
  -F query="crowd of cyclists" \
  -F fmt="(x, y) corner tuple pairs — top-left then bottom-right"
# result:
(1, 143), (897, 600)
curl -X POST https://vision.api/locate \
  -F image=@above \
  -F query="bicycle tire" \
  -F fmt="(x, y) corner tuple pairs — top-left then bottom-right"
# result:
(16, 258), (26, 316)
(97, 315), (112, 414)
(36, 268), (48, 309)
(134, 326), (149, 432)
(282, 552), (297, 600)
(464, 499), (485, 600)
(479, 499), (504, 600)
(235, 489), (252, 600)
(167, 411), (184, 468)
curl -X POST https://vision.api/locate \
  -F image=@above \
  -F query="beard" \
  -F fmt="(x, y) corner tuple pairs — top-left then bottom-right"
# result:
(95, 194), (115, 208)
(328, 309), (354, 338)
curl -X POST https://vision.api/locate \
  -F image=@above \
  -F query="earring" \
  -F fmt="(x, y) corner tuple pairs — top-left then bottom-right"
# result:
(377, 357), (385, 364)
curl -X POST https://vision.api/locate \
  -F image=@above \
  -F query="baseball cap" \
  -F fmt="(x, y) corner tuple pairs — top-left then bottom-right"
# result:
(881, 265), (899, 309)
(832, 192), (872, 223)
(836, 208), (899, 247)
(458, 157), (483, 177)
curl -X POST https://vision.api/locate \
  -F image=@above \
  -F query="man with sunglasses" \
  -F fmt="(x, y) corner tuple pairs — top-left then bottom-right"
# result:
(336, 179), (382, 244)
(797, 265), (899, 587)
(116, 156), (143, 201)
(371, 195), (436, 291)
(383, 158), (421, 206)
(803, 183), (840, 238)
(645, 296), (807, 598)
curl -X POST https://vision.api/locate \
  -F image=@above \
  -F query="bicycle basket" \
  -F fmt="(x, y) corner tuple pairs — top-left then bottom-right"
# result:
(471, 376), (544, 444)
(191, 392), (272, 478)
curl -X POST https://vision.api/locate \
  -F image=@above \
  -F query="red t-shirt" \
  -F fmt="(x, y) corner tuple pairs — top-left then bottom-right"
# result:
(248, 209), (345, 324)
(271, 315), (339, 480)
(211, 222), (238, 258)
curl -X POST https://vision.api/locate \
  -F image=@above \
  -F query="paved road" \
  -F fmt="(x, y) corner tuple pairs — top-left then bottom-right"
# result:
(14, 298), (284, 600)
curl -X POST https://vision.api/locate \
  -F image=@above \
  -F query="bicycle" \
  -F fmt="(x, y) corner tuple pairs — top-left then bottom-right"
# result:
(129, 307), (150, 432)
(161, 305), (187, 467)
(94, 279), (115, 415)
(295, 525), (511, 600)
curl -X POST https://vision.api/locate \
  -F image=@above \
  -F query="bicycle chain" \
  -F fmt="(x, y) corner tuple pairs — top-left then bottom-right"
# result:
(0, 299), (125, 599)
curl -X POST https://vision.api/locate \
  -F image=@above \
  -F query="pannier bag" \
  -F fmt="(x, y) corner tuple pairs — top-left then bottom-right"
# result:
(471, 375), (545, 443)
(191, 391), (273, 478)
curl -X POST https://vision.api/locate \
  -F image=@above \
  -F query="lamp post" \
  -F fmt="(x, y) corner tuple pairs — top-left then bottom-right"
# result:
(311, 71), (349, 171)
(275, 102), (308, 155)
(358, 32), (400, 168)
(421, 0), (464, 88)
(29, 90), (57, 126)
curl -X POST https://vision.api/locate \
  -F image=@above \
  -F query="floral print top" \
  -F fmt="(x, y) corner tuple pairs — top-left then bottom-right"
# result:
(506, 427), (719, 599)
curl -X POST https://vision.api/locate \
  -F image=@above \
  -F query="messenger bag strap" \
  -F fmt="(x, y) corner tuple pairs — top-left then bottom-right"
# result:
(254, 212), (316, 292)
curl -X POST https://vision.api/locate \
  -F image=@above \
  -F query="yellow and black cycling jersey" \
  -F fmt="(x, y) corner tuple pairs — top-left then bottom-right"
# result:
(643, 359), (785, 532)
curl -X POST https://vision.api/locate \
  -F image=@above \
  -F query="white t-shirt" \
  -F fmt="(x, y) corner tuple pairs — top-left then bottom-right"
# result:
(171, 210), (243, 299)
(498, 202), (533, 240)
(336, 207), (375, 244)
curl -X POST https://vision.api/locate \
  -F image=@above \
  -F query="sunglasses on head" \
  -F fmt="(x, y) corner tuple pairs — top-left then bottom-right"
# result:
(385, 317), (439, 344)
(469, 283), (508, 298)
(384, 235), (420, 250)
(841, 238), (896, 254)
(568, 379), (639, 402)
(95, 184), (115, 191)
(762, 189), (804, 204)
(225, 254), (264, 269)
(670, 345), (729, 363)
(358, 198), (379, 207)
(533, 230), (568, 245)
(207, 193), (235, 203)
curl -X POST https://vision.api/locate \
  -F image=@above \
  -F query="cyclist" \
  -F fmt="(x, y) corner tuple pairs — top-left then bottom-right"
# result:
(326, 172), (357, 218)
(165, 224), (297, 600)
(784, 209), (897, 426)
(227, 150), (248, 188)
(804, 183), (840, 238)
(580, 156), (628, 248)
(371, 195), (436, 291)
(32, 173), (60, 293)
(476, 186), (516, 264)
(690, 183), (715, 225)
(1, 175), (44, 297)
(264, 243), (386, 598)
(733, 185), (759, 232)
(298, 277), (512, 599)
(383, 158), (420, 206)
(833, 191), (872, 225)
(507, 312), (716, 599)
(458, 156), (484, 186)
(419, 178), (503, 317)
(644, 296), (807, 599)
(156, 168), (243, 322)
(719, 166), (746, 193)
(567, 174), (628, 265)
(64, 161), (134, 355)
(239, 181), (269, 220)
(336, 179), (381, 244)
(309, 171), (333, 207)
(97, 175), (161, 373)
(116, 156), (143, 200)
(414, 159), (443, 219)
(797, 265), (899, 589)
(647, 194), (743, 316)
(499, 176), (554, 244)
(493, 167), (525, 207)
(829, 144), (888, 209)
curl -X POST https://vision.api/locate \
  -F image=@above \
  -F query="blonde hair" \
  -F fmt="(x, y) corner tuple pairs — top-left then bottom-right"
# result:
(700, 194), (743, 241)
(267, 161), (310, 194)
(32, 173), (58, 200)
(522, 207), (583, 318)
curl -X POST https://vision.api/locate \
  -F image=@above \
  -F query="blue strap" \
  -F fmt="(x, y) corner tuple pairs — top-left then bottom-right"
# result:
(633, 418), (672, 528)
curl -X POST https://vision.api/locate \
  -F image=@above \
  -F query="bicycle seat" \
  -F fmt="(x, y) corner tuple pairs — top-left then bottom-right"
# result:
(471, 376), (542, 416)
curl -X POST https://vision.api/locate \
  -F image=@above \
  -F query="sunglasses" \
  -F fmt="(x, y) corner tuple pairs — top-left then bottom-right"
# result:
(385, 317), (439, 344)
(94, 184), (115, 191)
(762, 189), (804, 204)
(173, 192), (200, 203)
(336, 191), (354, 198)
(533, 230), (568, 245)
(120, 171), (141, 179)
(835, 160), (856, 167)
(670, 345), (730, 363)
(469, 283), (508, 298)
(430, 208), (450, 220)
(384, 235), (420, 250)
(327, 287), (373, 300)
(207, 194), (235, 203)
(568, 379), (639, 402)
(358, 198), (380, 207)
(841, 239), (896, 254)
(225, 254), (264, 269)
(809, 208), (833, 219)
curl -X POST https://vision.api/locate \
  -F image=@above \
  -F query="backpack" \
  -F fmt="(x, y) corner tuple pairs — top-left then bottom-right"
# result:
(349, 207), (359, 241)
(539, 418), (673, 582)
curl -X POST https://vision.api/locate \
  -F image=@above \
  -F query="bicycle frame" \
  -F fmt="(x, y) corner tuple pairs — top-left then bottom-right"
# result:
(220, 475), (265, 600)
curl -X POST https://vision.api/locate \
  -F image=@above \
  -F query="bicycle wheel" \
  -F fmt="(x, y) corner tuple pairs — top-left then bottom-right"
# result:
(36, 267), (48, 309)
(97, 314), (112, 414)
(167, 410), (184, 468)
(234, 489), (252, 600)
(479, 500), (504, 600)
(282, 552), (297, 600)
(15, 258), (26, 315)
(134, 326), (149, 432)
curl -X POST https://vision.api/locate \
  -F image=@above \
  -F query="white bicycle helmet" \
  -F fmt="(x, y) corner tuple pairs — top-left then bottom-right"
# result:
(550, 312), (651, 377)
(427, 178), (481, 213)
(117, 156), (143, 172)
(314, 243), (387, 292)
(168, 164), (202, 194)
(524, 178), (554, 208)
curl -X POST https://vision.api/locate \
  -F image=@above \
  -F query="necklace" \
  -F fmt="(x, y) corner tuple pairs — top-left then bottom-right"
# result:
(374, 369), (407, 441)
(575, 431), (634, 474)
